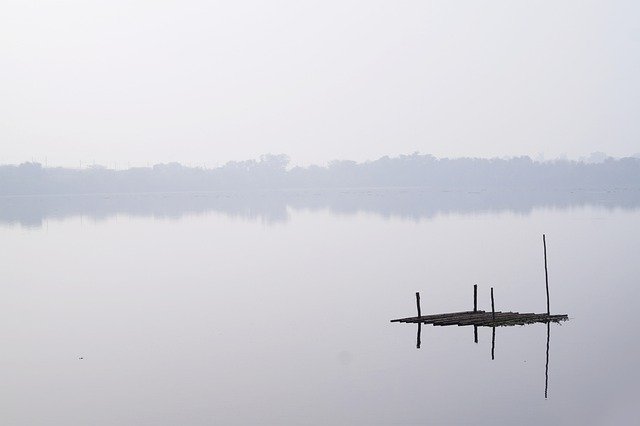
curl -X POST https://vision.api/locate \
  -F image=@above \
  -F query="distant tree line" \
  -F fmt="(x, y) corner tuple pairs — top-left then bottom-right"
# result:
(1, 153), (639, 195)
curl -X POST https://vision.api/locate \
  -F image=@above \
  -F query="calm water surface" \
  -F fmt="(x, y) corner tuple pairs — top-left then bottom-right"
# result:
(1, 190), (639, 425)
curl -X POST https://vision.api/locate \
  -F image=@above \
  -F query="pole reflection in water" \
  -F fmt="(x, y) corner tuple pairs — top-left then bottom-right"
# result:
(491, 326), (495, 360)
(408, 322), (557, 399)
(545, 321), (550, 399)
(395, 280), (566, 400)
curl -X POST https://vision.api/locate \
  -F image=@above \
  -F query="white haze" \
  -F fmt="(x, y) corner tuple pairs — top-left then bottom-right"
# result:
(1, 0), (639, 167)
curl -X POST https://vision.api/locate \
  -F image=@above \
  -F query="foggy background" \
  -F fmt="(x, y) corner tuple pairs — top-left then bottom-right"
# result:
(2, 0), (639, 167)
(3, 3), (640, 424)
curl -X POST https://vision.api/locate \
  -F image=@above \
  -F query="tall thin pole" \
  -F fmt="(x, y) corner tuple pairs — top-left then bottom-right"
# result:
(415, 292), (421, 318)
(473, 284), (477, 312)
(543, 234), (550, 315)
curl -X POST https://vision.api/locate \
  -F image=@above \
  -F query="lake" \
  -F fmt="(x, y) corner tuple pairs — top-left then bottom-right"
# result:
(1, 189), (639, 425)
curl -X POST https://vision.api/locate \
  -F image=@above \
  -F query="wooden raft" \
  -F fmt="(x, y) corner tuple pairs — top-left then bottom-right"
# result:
(391, 235), (569, 329)
(391, 310), (568, 327)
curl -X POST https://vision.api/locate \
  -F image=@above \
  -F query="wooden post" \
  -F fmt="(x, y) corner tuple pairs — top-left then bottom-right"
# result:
(543, 234), (550, 315)
(491, 287), (495, 320)
(416, 292), (422, 349)
(473, 284), (478, 343)
(473, 284), (477, 312)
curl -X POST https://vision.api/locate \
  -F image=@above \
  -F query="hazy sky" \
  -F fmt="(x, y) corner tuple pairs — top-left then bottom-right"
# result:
(1, 0), (638, 167)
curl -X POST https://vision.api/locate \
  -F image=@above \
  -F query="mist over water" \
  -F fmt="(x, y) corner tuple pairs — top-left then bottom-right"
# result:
(1, 190), (639, 425)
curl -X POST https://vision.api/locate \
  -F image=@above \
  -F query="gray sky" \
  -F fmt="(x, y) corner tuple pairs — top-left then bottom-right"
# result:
(1, 0), (638, 167)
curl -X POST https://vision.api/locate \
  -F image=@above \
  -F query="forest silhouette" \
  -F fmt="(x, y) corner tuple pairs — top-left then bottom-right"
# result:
(2, 153), (639, 195)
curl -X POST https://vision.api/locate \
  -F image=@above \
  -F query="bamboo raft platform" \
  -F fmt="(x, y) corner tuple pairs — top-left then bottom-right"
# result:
(391, 310), (568, 327)
(390, 235), (568, 399)
(391, 235), (569, 328)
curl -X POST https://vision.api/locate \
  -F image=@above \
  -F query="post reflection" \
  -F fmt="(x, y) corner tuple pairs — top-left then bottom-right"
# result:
(491, 326), (495, 360)
(410, 322), (558, 399)
(545, 321), (551, 399)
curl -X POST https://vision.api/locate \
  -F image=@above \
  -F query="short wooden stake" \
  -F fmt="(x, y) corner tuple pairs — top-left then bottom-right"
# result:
(416, 292), (422, 349)
(543, 234), (550, 315)
(473, 284), (477, 312)
(491, 287), (495, 320)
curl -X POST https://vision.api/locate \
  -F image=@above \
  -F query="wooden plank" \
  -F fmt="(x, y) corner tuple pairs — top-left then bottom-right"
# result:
(391, 311), (568, 327)
(453, 313), (532, 326)
(474, 314), (568, 327)
(390, 310), (480, 323)
(432, 312), (517, 326)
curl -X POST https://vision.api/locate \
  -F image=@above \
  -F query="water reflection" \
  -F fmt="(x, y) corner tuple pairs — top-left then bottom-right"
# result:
(400, 282), (564, 400)
(1, 188), (639, 227)
(546, 322), (551, 399)
(492, 326), (496, 361)
(413, 316), (557, 399)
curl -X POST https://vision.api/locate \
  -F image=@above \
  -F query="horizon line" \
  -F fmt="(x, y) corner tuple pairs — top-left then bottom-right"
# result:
(3, 151), (640, 171)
